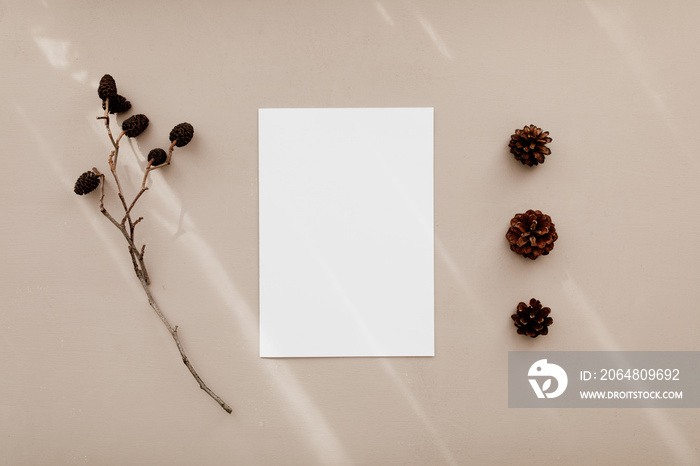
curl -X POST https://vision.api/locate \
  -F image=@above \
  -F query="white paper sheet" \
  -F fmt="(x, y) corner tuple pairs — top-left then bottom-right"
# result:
(259, 108), (434, 357)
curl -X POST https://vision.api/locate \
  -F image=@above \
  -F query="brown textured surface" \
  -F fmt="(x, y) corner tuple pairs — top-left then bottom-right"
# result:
(2, 1), (700, 464)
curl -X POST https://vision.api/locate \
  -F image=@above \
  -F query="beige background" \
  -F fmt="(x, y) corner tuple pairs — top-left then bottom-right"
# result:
(2, 1), (699, 464)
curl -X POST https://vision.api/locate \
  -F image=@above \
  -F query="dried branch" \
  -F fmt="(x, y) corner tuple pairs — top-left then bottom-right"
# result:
(137, 273), (232, 414)
(77, 77), (229, 413)
(123, 163), (153, 223)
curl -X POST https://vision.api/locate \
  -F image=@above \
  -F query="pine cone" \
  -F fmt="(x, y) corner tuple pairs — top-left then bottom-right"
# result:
(505, 209), (558, 259)
(147, 148), (167, 166)
(511, 298), (553, 338)
(169, 122), (194, 147)
(74, 170), (100, 195)
(102, 94), (131, 114)
(121, 114), (149, 138)
(97, 74), (117, 101)
(509, 124), (551, 166)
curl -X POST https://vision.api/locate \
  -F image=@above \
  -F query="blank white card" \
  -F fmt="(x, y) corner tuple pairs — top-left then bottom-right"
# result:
(259, 108), (434, 357)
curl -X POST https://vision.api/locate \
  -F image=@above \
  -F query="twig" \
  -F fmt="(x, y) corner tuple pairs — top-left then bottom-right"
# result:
(123, 162), (153, 223)
(149, 140), (177, 171)
(97, 109), (151, 283)
(137, 273), (233, 414)
(90, 107), (231, 414)
(98, 98), (118, 150)
(100, 102), (139, 261)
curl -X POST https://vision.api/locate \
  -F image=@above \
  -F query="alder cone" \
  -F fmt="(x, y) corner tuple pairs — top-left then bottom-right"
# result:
(511, 298), (553, 338)
(97, 74), (117, 101)
(103, 94), (131, 114)
(169, 122), (194, 147)
(148, 148), (167, 166)
(74, 170), (100, 195)
(509, 124), (551, 166)
(122, 114), (149, 138)
(505, 209), (558, 259)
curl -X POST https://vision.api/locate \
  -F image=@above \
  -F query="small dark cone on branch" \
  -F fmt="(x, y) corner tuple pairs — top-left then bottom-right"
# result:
(74, 170), (101, 195)
(148, 148), (167, 166)
(505, 209), (558, 259)
(511, 298), (553, 338)
(122, 114), (149, 138)
(169, 122), (194, 147)
(103, 94), (131, 114)
(97, 74), (117, 101)
(509, 124), (552, 166)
